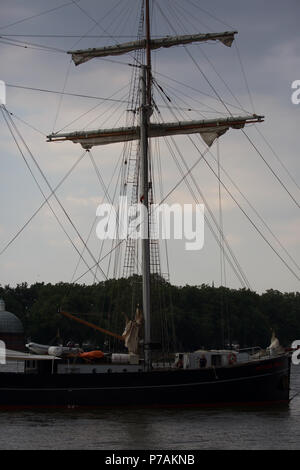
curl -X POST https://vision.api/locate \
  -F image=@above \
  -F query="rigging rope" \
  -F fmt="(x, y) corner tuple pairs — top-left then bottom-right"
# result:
(154, 71), (252, 115)
(152, 82), (251, 288)
(186, 133), (300, 283)
(1, 108), (103, 282)
(234, 42), (256, 115)
(185, 0), (236, 30)
(0, 146), (86, 258)
(56, 83), (130, 135)
(242, 129), (300, 210)
(6, 84), (131, 105)
(217, 139), (227, 287)
(69, 148), (123, 284)
(254, 125), (300, 193)
(152, 80), (300, 284)
(70, 0), (142, 68)
(52, 59), (73, 133)
(155, 77), (298, 278)
(1, 106), (108, 281)
(0, 0), (83, 30)
(154, 4), (300, 218)
(4, 109), (47, 137)
(156, 0), (300, 213)
(0, 37), (66, 53)
(207, 142), (300, 274)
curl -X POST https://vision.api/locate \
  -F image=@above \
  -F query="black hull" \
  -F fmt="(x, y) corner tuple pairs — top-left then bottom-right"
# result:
(0, 355), (291, 407)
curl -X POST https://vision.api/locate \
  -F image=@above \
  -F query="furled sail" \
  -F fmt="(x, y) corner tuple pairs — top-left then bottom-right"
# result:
(122, 308), (143, 355)
(69, 31), (237, 65)
(47, 115), (264, 149)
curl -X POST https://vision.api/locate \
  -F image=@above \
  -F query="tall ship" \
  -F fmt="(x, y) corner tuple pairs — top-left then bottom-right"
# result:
(0, 0), (292, 407)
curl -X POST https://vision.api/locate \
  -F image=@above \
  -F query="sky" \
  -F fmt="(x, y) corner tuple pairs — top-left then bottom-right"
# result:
(0, 0), (299, 294)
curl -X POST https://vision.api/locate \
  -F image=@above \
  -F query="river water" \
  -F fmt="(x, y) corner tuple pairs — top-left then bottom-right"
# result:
(0, 365), (299, 450)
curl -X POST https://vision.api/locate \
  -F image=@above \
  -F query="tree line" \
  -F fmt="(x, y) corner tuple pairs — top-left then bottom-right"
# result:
(0, 278), (299, 351)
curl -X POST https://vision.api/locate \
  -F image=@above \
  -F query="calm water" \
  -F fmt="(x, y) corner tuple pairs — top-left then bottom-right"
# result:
(0, 365), (299, 450)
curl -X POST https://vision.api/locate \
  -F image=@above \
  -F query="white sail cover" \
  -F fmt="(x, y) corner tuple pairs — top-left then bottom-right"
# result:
(69, 31), (237, 65)
(5, 349), (61, 361)
(122, 308), (143, 355)
(26, 342), (81, 356)
(47, 115), (264, 149)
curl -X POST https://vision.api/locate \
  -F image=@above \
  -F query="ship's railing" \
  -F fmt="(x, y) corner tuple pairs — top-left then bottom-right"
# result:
(238, 346), (263, 355)
(231, 346), (288, 364)
(236, 346), (267, 362)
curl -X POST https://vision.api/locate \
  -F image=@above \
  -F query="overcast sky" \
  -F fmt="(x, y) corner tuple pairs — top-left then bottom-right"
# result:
(0, 0), (299, 293)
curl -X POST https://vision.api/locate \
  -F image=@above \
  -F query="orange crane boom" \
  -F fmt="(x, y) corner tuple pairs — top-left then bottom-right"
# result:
(59, 310), (124, 341)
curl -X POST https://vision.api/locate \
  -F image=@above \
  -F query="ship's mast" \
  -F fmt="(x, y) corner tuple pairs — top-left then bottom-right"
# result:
(140, 65), (151, 370)
(145, 0), (152, 107)
(141, 0), (152, 371)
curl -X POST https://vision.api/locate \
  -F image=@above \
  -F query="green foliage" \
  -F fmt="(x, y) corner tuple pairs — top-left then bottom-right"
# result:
(0, 280), (299, 350)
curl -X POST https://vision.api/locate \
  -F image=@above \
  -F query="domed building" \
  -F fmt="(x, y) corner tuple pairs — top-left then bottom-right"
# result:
(0, 298), (25, 351)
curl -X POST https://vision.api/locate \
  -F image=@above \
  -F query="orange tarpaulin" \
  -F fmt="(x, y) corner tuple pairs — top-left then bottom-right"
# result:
(78, 350), (104, 360)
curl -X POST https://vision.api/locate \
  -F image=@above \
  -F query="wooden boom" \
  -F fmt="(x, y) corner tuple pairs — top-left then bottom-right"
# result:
(59, 310), (124, 341)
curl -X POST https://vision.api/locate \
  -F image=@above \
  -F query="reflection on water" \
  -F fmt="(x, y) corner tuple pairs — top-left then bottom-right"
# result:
(0, 365), (299, 450)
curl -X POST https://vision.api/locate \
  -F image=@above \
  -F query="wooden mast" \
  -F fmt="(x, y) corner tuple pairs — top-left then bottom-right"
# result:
(141, 0), (152, 371)
(145, 0), (152, 107)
